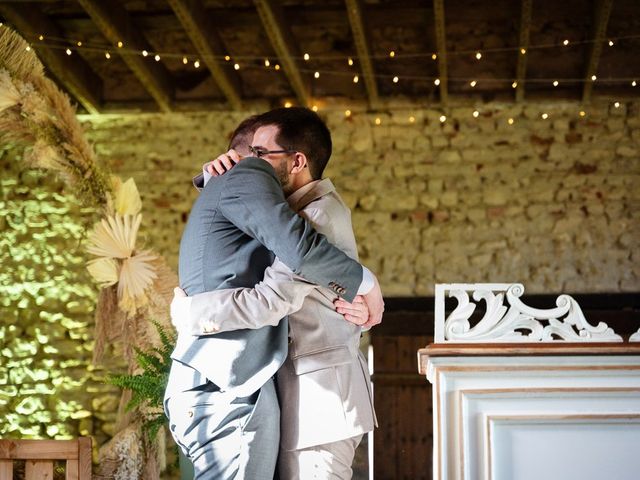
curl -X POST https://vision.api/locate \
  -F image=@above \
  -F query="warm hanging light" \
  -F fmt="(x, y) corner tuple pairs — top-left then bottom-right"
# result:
(475, 52), (482, 60)
(473, 110), (479, 118)
(182, 57), (188, 64)
(142, 50), (149, 57)
(520, 48), (526, 55)
(234, 63), (240, 70)
(345, 109), (352, 117)
(563, 39), (569, 46)
(541, 113), (549, 119)
(393, 76), (399, 83)
(439, 115), (446, 123)
(553, 80), (559, 87)
(512, 81), (518, 88)
(434, 78), (441, 86)
(348, 58), (354, 66)
(303, 53), (310, 61)
(264, 59), (270, 67)
(224, 55), (231, 61)
(117, 41), (123, 48)
(591, 75), (597, 81)
(284, 101), (292, 108)
(375, 117), (382, 125)
(65, 48), (72, 55)
(314, 71), (320, 79)
(389, 50), (395, 58)
(614, 101), (620, 108)
(409, 116), (415, 123)
(312, 105), (318, 112)
(194, 60), (200, 68)
(508, 118), (514, 125)
(470, 80), (477, 87)
(353, 75), (359, 83)
(105, 52), (111, 59)
(154, 54), (161, 61)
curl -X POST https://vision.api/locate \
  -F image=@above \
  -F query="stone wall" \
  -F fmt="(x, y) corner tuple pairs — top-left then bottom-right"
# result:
(0, 148), (123, 448)
(82, 101), (639, 295)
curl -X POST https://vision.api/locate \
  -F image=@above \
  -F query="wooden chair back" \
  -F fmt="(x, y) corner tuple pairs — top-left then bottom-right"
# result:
(0, 438), (92, 479)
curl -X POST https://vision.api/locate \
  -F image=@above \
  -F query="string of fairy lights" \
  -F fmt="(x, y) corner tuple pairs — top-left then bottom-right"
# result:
(2, 21), (638, 121)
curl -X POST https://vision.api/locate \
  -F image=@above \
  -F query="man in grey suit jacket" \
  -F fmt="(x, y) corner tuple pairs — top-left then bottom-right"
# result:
(172, 107), (378, 479)
(165, 110), (383, 480)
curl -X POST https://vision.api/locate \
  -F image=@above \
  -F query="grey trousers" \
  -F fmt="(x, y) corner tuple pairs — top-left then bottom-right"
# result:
(165, 378), (280, 480)
(278, 435), (363, 480)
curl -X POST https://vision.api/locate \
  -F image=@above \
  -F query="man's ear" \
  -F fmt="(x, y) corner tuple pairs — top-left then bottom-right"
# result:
(291, 152), (308, 174)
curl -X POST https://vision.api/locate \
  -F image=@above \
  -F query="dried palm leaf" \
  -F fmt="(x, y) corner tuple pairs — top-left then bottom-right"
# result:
(87, 214), (142, 259)
(87, 257), (120, 287)
(115, 178), (142, 216)
(117, 251), (158, 316)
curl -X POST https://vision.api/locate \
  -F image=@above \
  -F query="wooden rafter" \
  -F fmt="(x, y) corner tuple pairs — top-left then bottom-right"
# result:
(0, 4), (102, 114)
(77, 0), (174, 112)
(166, 0), (242, 110)
(515, 0), (532, 102)
(433, 0), (448, 104)
(582, 0), (614, 104)
(253, 0), (309, 107)
(344, 0), (379, 109)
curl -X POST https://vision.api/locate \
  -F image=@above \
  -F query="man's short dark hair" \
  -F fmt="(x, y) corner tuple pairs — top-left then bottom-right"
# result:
(228, 115), (260, 151)
(256, 107), (332, 180)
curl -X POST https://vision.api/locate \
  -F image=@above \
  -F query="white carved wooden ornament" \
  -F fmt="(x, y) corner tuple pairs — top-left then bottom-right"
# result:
(434, 283), (628, 343)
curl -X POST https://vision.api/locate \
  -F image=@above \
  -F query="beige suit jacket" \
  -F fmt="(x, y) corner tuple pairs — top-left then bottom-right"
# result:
(178, 178), (377, 450)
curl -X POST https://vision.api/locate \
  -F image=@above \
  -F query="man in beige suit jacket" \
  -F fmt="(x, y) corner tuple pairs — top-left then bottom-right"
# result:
(172, 107), (377, 479)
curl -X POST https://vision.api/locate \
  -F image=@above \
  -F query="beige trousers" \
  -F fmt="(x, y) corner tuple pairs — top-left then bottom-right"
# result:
(278, 435), (363, 480)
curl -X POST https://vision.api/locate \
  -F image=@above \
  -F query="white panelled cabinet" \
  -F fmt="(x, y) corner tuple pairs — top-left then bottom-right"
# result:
(419, 284), (640, 480)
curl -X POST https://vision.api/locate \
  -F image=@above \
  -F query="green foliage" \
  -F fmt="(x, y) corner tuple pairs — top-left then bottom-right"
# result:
(108, 320), (175, 440)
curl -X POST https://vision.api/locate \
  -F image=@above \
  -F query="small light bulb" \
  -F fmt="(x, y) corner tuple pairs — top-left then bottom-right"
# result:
(105, 52), (111, 59)
(563, 39), (569, 46)
(389, 50), (395, 58)
(77, 41), (82, 47)
(508, 118), (514, 125)
(541, 113), (549, 119)
(26, 45), (31, 52)
(194, 60), (200, 68)
(65, 48), (72, 55)
(275, 64), (280, 71)
(314, 71), (320, 79)
(520, 48), (526, 55)
(345, 109), (351, 117)
(439, 115), (446, 123)
(155, 54), (161, 61)
(117, 41), (123, 48)
(591, 75), (597, 81)
(579, 111), (586, 117)
(393, 76), (399, 83)
(284, 101), (292, 108)
(375, 117), (381, 125)
(434, 78), (440, 86)
(353, 75), (359, 83)
(348, 58), (354, 66)
(512, 81), (518, 88)
(409, 116), (415, 123)
(142, 50), (148, 57)
(473, 110), (479, 118)
(432, 53), (437, 60)
(264, 59), (270, 67)
(224, 55), (231, 61)
(553, 80), (559, 87)
(470, 80), (477, 87)
(303, 53), (310, 61)
(312, 105), (318, 112)
(234, 63), (240, 70)
(182, 57), (188, 64)
(614, 101), (620, 108)
(632, 80), (637, 87)
(38, 35), (44, 41)
(475, 52), (482, 60)
(608, 40), (614, 47)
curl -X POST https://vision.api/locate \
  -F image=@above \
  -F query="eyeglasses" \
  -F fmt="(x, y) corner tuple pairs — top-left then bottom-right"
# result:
(249, 145), (296, 158)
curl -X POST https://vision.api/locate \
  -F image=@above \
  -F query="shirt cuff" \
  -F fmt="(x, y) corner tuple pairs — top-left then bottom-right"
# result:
(357, 266), (375, 295)
(201, 163), (213, 187)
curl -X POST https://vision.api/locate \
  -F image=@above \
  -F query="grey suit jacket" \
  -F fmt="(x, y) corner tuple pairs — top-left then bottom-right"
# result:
(168, 158), (364, 399)
(175, 179), (377, 450)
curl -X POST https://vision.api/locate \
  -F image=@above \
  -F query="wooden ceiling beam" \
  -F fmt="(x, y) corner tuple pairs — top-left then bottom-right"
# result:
(166, 0), (242, 110)
(0, 4), (102, 114)
(582, 0), (614, 104)
(344, 0), (379, 109)
(515, 0), (532, 102)
(433, 0), (448, 104)
(77, 0), (174, 112)
(253, 0), (309, 107)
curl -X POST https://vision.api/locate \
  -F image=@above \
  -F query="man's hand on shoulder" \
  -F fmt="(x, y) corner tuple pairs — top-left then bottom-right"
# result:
(206, 149), (242, 177)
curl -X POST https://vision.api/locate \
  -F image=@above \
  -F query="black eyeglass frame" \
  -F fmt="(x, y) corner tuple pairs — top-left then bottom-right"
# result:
(249, 145), (297, 158)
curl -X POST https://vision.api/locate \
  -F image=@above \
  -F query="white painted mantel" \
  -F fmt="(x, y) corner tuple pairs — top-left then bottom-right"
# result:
(419, 284), (640, 480)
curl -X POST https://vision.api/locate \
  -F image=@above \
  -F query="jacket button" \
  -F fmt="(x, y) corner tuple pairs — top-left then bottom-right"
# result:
(188, 409), (194, 418)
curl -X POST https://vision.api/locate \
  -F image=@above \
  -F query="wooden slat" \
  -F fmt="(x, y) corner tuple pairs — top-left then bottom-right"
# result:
(253, 0), (309, 106)
(0, 440), (79, 460)
(515, 0), (532, 102)
(77, 437), (92, 480)
(344, 0), (379, 109)
(0, 4), (102, 114)
(0, 460), (13, 478)
(432, 0), (448, 104)
(26, 460), (54, 479)
(582, 0), (614, 103)
(66, 459), (79, 480)
(77, 0), (174, 112)
(166, 0), (242, 109)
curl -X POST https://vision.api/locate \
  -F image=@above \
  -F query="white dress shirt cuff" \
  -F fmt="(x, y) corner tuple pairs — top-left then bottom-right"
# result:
(357, 266), (375, 295)
(201, 163), (213, 187)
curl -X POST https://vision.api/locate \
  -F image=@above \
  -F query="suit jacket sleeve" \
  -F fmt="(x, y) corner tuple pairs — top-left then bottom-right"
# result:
(185, 259), (316, 335)
(218, 157), (363, 302)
